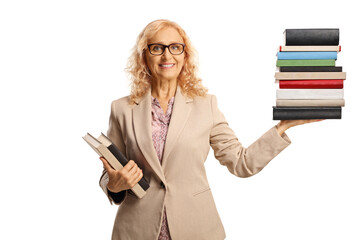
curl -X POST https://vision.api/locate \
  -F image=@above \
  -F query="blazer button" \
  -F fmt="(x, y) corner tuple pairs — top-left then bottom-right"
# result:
(160, 182), (165, 189)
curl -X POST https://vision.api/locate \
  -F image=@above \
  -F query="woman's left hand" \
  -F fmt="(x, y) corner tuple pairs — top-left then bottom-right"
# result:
(276, 119), (324, 135)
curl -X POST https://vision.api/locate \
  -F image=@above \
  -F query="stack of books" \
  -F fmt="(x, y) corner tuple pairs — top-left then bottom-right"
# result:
(273, 28), (346, 120)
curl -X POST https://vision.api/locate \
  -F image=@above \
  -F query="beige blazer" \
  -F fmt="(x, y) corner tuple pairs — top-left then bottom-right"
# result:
(100, 86), (291, 240)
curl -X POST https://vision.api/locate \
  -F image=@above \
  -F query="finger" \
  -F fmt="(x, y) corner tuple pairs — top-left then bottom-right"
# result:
(128, 164), (139, 176)
(130, 169), (143, 187)
(100, 157), (114, 173)
(123, 160), (136, 172)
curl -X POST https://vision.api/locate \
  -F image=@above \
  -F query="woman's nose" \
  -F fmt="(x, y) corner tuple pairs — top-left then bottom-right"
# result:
(161, 47), (172, 59)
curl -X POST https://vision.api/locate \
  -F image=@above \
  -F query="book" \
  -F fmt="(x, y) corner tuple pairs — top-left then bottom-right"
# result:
(83, 133), (150, 199)
(279, 66), (342, 72)
(275, 72), (346, 80)
(277, 51), (337, 60)
(279, 80), (343, 89)
(279, 45), (341, 52)
(276, 89), (344, 100)
(276, 99), (345, 107)
(276, 59), (336, 67)
(273, 106), (341, 120)
(284, 28), (339, 46)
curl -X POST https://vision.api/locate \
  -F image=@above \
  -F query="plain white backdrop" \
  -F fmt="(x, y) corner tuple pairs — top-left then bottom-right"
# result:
(1, 0), (360, 239)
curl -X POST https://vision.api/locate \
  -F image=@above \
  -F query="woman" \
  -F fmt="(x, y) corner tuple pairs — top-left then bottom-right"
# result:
(99, 19), (320, 240)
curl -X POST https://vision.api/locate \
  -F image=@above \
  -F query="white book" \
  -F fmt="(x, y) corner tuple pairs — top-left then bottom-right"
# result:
(276, 89), (344, 100)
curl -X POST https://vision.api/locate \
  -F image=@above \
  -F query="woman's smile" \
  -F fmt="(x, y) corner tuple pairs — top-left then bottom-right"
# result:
(159, 63), (175, 69)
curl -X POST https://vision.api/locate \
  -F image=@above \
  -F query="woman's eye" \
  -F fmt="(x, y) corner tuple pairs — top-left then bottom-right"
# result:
(153, 46), (162, 52)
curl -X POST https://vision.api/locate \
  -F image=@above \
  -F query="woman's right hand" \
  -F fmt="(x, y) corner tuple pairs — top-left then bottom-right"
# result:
(100, 157), (143, 193)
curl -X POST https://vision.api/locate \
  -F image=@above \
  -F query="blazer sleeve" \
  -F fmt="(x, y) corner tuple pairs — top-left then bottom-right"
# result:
(209, 95), (291, 177)
(99, 100), (128, 205)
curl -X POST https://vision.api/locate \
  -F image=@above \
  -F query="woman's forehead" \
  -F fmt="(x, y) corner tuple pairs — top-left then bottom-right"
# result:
(148, 27), (184, 44)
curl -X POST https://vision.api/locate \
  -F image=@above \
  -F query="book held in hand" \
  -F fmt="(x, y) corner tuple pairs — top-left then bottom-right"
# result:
(83, 133), (149, 198)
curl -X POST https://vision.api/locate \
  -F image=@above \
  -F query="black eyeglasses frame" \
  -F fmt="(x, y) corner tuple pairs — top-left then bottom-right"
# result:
(147, 43), (186, 55)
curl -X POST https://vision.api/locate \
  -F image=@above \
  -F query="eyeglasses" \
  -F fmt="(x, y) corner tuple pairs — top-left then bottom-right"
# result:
(147, 43), (185, 55)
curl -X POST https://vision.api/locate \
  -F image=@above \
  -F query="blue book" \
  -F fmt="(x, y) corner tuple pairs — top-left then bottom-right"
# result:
(277, 51), (337, 60)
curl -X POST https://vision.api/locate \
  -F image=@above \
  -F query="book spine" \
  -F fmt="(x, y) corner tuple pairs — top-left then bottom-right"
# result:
(276, 99), (345, 107)
(285, 29), (339, 46)
(276, 89), (344, 99)
(276, 59), (336, 67)
(277, 51), (337, 60)
(107, 144), (150, 191)
(279, 45), (341, 52)
(275, 72), (346, 80)
(279, 66), (342, 72)
(279, 80), (343, 89)
(273, 107), (342, 120)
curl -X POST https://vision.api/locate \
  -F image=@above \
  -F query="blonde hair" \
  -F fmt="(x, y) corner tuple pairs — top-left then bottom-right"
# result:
(126, 19), (208, 104)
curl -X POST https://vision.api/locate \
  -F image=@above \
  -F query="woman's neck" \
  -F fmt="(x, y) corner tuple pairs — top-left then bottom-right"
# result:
(151, 78), (177, 102)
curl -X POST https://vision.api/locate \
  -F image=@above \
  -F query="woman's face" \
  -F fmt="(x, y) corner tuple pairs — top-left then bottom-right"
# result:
(145, 27), (185, 83)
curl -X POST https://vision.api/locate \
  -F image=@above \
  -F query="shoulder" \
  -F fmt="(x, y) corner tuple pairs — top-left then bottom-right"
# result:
(192, 93), (218, 107)
(189, 93), (220, 117)
(110, 95), (133, 116)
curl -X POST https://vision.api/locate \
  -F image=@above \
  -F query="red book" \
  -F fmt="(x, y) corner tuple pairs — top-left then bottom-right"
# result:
(279, 79), (343, 89)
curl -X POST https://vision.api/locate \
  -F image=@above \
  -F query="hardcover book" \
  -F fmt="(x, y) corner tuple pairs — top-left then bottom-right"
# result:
(275, 72), (346, 80)
(276, 59), (336, 67)
(276, 99), (345, 107)
(279, 80), (343, 89)
(83, 133), (150, 198)
(277, 51), (337, 60)
(279, 66), (342, 72)
(279, 45), (341, 52)
(284, 28), (339, 46)
(276, 89), (344, 100)
(273, 106), (341, 120)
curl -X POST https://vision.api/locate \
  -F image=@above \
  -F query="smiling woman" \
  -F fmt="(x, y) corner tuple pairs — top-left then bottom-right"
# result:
(126, 20), (207, 106)
(98, 19), (321, 240)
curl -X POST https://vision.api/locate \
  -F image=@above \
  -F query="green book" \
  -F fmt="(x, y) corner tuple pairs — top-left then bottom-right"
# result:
(276, 59), (336, 67)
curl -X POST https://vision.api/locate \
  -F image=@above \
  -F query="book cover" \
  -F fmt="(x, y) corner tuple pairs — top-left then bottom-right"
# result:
(276, 59), (336, 67)
(83, 133), (150, 198)
(284, 28), (339, 46)
(276, 89), (344, 100)
(279, 80), (343, 89)
(277, 51), (337, 60)
(276, 99), (345, 107)
(279, 45), (341, 52)
(273, 106), (342, 120)
(279, 66), (342, 72)
(275, 72), (346, 80)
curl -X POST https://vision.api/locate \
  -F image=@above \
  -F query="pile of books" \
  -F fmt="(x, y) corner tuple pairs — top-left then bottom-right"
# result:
(273, 28), (346, 120)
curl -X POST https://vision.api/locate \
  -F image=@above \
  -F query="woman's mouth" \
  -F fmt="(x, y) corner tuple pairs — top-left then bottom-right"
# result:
(159, 63), (175, 69)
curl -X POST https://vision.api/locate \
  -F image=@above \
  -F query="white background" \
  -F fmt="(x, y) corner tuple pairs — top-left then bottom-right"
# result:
(1, 0), (360, 239)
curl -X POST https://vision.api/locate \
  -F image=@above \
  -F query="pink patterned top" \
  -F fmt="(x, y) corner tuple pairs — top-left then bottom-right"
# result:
(151, 96), (175, 240)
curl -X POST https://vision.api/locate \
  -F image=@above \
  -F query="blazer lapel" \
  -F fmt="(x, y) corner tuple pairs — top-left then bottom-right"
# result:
(133, 89), (165, 183)
(161, 86), (193, 169)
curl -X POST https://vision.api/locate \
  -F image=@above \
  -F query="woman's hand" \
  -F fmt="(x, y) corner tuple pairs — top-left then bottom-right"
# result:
(276, 119), (324, 136)
(100, 157), (143, 193)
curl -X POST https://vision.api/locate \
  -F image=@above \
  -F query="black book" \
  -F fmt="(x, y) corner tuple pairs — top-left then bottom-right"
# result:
(279, 66), (343, 72)
(83, 133), (150, 198)
(284, 29), (339, 46)
(273, 106), (341, 120)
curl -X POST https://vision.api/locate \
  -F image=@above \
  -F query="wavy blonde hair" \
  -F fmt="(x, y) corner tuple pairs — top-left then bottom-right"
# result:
(126, 19), (208, 104)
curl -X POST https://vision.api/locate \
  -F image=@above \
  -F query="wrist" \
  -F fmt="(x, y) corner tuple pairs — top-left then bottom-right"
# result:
(107, 184), (122, 193)
(276, 121), (288, 136)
